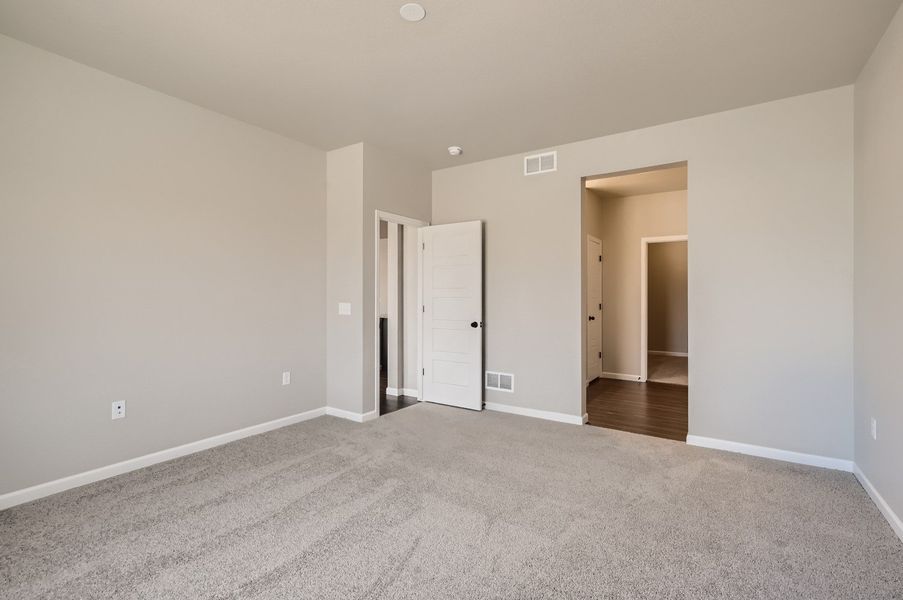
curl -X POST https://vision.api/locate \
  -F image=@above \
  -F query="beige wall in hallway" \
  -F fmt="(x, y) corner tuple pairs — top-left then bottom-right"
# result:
(854, 4), (903, 526)
(587, 190), (687, 377)
(0, 35), (327, 495)
(433, 86), (854, 460)
(648, 241), (689, 354)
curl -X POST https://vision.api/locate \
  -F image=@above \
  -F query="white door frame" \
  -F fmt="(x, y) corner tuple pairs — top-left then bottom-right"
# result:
(585, 234), (603, 384)
(373, 210), (429, 416)
(639, 234), (688, 382)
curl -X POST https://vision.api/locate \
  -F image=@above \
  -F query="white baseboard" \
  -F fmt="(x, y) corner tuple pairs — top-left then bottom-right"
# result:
(602, 372), (642, 382)
(686, 435), (854, 472)
(854, 464), (903, 544)
(648, 351), (688, 357)
(0, 407), (328, 511)
(484, 402), (585, 425)
(384, 387), (419, 398)
(325, 407), (379, 423)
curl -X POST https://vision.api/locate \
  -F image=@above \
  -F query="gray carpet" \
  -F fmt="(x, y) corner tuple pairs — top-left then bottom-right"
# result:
(1, 403), (901, 599)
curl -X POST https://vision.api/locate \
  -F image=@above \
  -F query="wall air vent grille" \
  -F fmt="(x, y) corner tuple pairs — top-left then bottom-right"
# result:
(485, 371), (515, 393)
(524, 151), (557, 175)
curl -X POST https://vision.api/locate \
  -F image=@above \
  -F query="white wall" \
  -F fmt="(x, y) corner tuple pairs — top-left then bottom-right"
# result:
(0, 35), (327, 494)
(433, 86), (854, 460)
(854, 4), (903, 525)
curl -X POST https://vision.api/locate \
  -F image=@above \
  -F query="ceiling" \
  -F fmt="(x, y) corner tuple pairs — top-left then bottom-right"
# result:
(586, 164), (687, 198)
(1, 1), (900, 169)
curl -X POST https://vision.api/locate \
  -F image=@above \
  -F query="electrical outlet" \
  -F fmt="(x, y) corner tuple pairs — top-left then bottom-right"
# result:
(111, 401), (126, 420)
(338, 302), (351, 315)
(282, 371), (291, 386)
(871, 417), (878, 440)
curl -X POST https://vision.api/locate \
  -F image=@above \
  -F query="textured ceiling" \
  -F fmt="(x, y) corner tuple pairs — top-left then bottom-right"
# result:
(1, 0), (900, 168)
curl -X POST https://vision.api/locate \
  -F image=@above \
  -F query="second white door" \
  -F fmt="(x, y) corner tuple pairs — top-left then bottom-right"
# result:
(586, 236), (603, 382)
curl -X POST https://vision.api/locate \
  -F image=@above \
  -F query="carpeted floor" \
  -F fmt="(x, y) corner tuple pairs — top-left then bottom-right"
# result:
(1, 403), (901, 599)
(648, 353), (688, 385)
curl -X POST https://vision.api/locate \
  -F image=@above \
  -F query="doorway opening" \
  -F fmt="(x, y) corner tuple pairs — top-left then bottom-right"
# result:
(581, 162), (689, 441)
(374, 211), (427, 416)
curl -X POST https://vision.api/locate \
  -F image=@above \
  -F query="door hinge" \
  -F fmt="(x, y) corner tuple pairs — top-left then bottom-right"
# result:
(599, 303), (602, 310)
(598, 351), (602, 358)
(599, 255), (602, 262)
(422, 305), (425, 313)
(422, 242), (425, 250)
(422, 368), (425, 376)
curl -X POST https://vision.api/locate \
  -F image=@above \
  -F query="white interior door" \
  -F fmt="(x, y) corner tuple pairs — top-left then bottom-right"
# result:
(420, 221), (483, 410)
(586, 236), (603, 382)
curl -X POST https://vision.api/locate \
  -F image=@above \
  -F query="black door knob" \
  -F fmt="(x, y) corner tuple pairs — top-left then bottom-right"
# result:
(588, 315), (596, 321)
(471, 321), (479, 328)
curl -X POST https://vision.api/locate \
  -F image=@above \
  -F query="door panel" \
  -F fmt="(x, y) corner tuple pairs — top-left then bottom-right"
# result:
(586, 237), (603, 381)
(421, 221), (483, 410)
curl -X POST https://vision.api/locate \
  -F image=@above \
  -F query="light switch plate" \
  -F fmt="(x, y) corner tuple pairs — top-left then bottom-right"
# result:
(338, 302), (352, 315)
(111, 401), (125, 420)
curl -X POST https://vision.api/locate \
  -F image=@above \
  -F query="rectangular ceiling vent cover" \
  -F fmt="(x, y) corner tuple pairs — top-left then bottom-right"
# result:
(485, 371), (515, 393)
(524, 151), (557, 176)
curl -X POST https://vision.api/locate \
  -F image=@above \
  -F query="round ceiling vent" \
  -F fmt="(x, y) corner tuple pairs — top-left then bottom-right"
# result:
(399, 3), (426, 22)
(448, 146), (463, 156)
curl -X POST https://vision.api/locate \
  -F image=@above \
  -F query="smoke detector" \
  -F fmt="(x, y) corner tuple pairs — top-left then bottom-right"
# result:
(448, 146), (463, 156)
(400, 3), (426, 22)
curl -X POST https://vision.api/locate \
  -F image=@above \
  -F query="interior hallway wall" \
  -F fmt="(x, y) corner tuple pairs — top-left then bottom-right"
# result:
(593, 190), (687, 377)
(0, 35), (327, 495)
(648, 241), (689, 354)
(853, 3), (903, 528)
(433, 86), (854, 460)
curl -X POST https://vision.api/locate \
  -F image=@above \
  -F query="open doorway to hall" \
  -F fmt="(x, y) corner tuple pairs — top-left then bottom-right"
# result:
(581, 163), (688, 441)
(375, 214), (424, 416)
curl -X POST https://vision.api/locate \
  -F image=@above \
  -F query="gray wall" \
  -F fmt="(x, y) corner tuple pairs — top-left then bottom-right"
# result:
(854, 5), (903, 522)
(325, 144), (364, 414)
(326, 142), (431, 415)
(649, 241), (689, 355)
(0, 35), (327, 494)
(433, 86), (854, 459)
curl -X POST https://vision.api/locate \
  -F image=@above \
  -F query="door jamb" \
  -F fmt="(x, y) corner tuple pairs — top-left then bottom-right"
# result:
(585, 234), (603, 384)
(639, 235), (688, 382)
(373, 210), (429, 417)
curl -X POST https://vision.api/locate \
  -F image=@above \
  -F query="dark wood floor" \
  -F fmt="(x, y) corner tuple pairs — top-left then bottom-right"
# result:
(586, 378), (688, 441)
(379, 369), (419, 415)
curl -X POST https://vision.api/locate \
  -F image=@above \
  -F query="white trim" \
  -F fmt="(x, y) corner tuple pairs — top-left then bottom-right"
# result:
(373, 210), (429, 417)
(686, 435), (853, 472)
(384, 387), (420, 398)
(648, 350), (688, 357)
(854, 465), (903, 544)
(585, 234), (603, 382)
(601, 371), (643, 382)
(0, 407), (327, 511)
(640, 235), (688, 382)
(484, 402), (585, 425)
(325, 407), (379, 423)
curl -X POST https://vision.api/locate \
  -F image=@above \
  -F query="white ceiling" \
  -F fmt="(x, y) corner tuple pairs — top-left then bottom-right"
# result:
(1, 1), (900, 169)
(586, 164), (687, 198)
